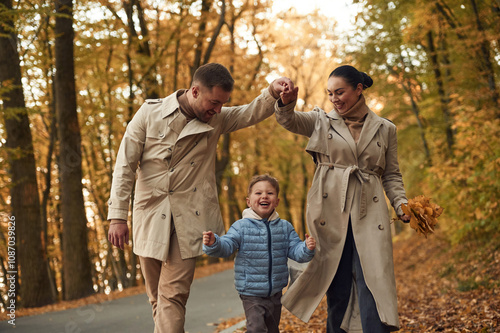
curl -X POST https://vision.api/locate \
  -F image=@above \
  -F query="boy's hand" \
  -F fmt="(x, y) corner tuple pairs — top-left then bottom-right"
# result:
(305, 234), (316, 251)
(203, 231), (215, 246)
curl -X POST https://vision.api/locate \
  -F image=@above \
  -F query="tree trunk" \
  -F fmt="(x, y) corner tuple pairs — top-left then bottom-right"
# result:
(133, 0), (159, 99)
(386, 64), (431, 165)
(469, 0), (500, 117)
(0, 0), (54, 308)
(426, 30), (454, 156)
(54, 0), (94, 300)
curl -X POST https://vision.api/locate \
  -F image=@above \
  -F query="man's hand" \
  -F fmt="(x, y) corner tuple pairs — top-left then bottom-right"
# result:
(203, 231), (215, 246)
(108, 220), (129, 250)
(280, 85), (299, 105)
(270, 77), (298, 105)
(305, 234), (316, 251)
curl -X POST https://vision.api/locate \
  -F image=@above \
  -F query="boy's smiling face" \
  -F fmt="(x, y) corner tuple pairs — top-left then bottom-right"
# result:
(246, 180), (280, 220)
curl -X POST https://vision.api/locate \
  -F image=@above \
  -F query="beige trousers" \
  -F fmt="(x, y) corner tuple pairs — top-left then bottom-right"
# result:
(139, 230), (196, 333)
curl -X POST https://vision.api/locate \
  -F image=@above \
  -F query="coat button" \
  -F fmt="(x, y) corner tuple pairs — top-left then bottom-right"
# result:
(159, 133), (165, 139)
(320, 220), (326, 226)
(196, 211), (200, 216)
(328, 133), (333, 139)
(329, 165), (334, 169)
(161, 214), (167, 219)
(378, 224), (384, 230)
(191, 162), (195, 167)
(169, 190), (174, 194)
(167, 147), (172, 152)
(170, 168), (175, 172)
(323, 193), (328, 198)
(373, 196), (379, 202)
(108, 200), (112, 205)
(193, 187), (197, 192)
(377, 141), (381, 147)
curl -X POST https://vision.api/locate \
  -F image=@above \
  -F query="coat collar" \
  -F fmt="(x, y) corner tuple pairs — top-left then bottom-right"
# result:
(161, 90), (214, 140)
(357, 110), (383, 156)
(161, 90), (183, 119)
(326, 108), (383, 158)
(327, 110), (357, 159)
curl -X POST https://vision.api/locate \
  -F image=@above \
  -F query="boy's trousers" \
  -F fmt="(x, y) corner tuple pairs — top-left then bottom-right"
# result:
(240, 292), (282, 333)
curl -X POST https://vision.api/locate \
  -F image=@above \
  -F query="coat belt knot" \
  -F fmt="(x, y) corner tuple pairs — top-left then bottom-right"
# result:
(318, 163), (379, 219)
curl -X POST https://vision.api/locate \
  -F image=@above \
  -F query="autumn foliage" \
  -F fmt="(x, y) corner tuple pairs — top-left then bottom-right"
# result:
(0, 0), (499, 321)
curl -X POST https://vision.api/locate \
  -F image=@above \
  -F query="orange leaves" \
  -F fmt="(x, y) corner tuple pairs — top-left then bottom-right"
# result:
(402, 195), (444, 237)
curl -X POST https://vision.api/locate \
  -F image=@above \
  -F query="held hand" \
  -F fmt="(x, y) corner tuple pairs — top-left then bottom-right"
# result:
(203, 231), (215, 246)
(280, 86), (299, 105)
(270, 77), (297, 105)
(272, 77), (295, 93)
(305, 234), (316, 251)
(108, 220), (129, 250)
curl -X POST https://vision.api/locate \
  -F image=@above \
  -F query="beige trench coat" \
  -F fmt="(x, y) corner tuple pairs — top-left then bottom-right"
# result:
(107, 89), (277, 261)
(275, 99), (407, 332)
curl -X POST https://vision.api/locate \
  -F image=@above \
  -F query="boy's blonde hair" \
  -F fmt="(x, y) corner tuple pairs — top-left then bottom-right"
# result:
(247, 174), (280, 196)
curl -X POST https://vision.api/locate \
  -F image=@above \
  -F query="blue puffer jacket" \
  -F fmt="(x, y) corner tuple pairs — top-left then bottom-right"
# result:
(203, 209), (315, 297)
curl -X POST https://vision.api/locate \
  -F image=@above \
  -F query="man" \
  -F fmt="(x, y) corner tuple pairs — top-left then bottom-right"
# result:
(107, 63), (296, 332)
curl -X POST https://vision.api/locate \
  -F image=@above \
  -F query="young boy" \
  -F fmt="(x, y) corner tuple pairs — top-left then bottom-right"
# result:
(203, 174), (316, 333)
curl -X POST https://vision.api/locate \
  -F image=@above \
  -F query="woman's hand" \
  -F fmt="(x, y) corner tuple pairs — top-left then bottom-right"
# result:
(400, 214), (410, 223)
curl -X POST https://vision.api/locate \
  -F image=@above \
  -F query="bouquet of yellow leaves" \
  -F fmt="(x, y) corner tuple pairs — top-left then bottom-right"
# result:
(401, 195), (444, 237)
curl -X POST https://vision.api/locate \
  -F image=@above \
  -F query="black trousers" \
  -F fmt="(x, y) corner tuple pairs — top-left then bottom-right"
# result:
(326, 221), (390, 333)
(240, 292), (282, 333)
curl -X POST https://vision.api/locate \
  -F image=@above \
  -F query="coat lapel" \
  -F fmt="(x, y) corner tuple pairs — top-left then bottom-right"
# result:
(167, 112), (185, 135)
(177, 120), (213, 142)
(357, 110), (383, 157)
(327, 110), (357, 159)
(169, 120), (213, 167)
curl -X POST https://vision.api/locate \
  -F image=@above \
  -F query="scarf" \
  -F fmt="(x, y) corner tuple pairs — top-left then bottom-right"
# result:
(336, 94), (369, 143)
(177, 90), (195, 121)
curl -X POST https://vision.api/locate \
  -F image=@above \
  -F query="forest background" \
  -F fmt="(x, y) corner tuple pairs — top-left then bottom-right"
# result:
(0, 0), (498, 316)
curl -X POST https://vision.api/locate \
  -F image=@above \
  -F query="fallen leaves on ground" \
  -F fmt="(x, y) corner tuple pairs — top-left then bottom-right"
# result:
(217, 231), (499, 332)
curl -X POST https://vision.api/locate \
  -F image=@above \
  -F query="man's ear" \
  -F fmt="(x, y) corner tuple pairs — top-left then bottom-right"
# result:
(192, 85), (200, 98)
(246, 197), (250, 207)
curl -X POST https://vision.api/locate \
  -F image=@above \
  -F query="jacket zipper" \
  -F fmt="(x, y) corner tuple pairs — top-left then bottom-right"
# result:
(265, 221), (272, 297)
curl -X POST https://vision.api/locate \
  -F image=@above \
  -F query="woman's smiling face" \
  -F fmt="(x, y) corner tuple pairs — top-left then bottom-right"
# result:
(327, 76), (363, 113)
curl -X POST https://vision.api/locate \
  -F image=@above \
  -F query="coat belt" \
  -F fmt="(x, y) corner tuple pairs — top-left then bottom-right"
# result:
(318, 163), (380, 219)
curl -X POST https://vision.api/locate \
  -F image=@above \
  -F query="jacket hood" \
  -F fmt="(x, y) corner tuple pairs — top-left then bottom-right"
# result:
(242, 208), (279, 221)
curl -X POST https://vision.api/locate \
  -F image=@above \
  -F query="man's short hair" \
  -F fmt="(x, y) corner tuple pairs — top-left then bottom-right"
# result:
(247, 174), (280, 196)
(192, 63), (234, 92)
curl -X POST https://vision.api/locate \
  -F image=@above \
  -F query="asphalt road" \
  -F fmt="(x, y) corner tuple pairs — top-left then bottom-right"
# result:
(0, 269), (244, 333)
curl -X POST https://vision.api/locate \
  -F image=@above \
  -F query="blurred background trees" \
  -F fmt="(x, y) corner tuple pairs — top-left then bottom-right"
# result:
(0, 0), (498, 308)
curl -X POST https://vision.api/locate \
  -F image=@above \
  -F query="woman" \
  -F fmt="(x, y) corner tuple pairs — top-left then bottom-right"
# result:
(276, 65), (410, 332)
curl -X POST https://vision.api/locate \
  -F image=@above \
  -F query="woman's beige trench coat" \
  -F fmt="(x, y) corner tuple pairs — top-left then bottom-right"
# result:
(107, 89), (277, 261)
(275, 99), (407, 332)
